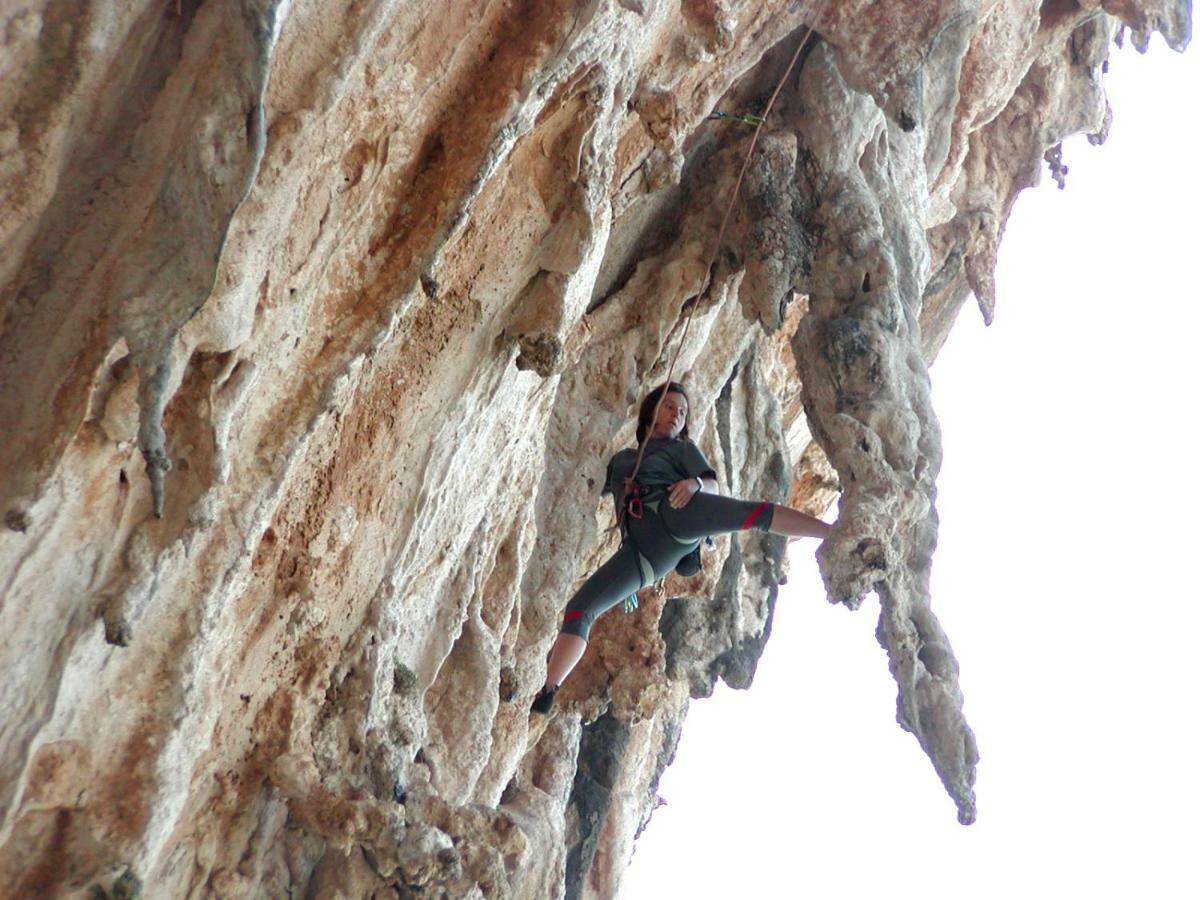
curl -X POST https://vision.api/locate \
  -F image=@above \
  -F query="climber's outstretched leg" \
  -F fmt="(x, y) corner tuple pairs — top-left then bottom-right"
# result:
(661, 492), (830, 543)
(766, 503), (830, 540)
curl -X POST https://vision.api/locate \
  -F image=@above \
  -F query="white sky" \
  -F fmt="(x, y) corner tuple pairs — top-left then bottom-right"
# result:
(623, 35), (1199, 900)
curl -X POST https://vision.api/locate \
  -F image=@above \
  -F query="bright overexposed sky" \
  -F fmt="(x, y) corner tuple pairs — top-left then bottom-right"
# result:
(623, 35), (1198, 900)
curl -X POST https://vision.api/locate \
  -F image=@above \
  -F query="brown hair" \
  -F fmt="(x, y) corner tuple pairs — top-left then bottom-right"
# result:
(636, 381), (690, 443)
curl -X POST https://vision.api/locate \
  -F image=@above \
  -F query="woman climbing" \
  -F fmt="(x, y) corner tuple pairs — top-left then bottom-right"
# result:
(531, 381), (831, 714)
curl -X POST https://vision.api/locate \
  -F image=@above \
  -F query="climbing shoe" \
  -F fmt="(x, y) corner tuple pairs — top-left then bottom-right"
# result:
(530, 685), (558, 715)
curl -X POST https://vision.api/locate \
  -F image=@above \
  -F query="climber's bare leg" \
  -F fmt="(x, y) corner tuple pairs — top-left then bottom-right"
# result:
(767, 504), (831, 541)
(543, 633), (588, 689)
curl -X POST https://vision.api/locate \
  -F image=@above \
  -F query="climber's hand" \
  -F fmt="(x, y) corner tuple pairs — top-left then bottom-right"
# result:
(668, 478), (699, 508)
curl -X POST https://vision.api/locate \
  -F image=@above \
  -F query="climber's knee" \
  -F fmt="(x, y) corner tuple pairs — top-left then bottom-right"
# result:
(560, 607), (593, 640)
(741, 500), (774, 532)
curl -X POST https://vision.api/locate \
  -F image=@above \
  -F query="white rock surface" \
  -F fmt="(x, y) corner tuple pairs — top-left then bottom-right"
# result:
(0, 1), (1189, 895)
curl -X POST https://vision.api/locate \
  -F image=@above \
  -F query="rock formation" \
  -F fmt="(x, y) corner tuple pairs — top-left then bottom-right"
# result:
(0, 1), (1189, 896)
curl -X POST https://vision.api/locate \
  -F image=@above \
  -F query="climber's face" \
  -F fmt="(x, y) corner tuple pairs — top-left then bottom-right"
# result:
(652, 391), (688, 438)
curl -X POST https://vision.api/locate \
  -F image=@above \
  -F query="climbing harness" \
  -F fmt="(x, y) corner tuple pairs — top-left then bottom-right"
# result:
(618, 502), (714, 612)
(624, 481), (645, 520)
(615, 449), (715, 613)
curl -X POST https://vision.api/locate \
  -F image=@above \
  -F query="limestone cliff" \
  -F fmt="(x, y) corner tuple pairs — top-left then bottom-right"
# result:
(0, 1), (1189, 897)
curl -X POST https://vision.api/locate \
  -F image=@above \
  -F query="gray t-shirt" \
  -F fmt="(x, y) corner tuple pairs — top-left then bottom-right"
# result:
(603, 438), (717, 504)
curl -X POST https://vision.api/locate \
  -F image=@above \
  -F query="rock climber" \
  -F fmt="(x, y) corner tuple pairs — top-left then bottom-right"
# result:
(531, 381), (831, 714)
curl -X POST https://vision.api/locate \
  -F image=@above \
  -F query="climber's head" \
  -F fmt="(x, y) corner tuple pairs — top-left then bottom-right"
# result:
(637, 381), (690, 443)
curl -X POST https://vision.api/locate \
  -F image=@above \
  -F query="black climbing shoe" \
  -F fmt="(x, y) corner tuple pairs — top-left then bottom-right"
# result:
(530, 685), (558, 715)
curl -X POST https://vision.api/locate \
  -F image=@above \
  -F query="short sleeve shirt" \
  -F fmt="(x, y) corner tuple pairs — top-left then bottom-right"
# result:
(602, 438), (717, 500)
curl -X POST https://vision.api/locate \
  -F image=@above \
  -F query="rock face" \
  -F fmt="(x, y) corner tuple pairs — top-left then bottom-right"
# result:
(0, 1), (1189, 896)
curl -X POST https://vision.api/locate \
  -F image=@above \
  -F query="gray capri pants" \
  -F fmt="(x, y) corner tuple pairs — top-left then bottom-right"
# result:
(560, 491), (775, 639)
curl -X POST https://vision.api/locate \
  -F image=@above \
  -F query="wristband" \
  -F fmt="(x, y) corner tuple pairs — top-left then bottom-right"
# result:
(695, 477), (703, 492)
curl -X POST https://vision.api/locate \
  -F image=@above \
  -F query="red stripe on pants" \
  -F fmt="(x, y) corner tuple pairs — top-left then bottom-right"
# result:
(741, 501), (770, 531)
(563, 610), (583, 622)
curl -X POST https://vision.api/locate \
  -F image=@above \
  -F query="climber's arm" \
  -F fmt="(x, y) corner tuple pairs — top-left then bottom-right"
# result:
(667, 473), (719, 508)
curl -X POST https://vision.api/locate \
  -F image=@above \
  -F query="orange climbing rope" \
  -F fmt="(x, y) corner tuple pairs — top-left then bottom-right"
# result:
(618, 1), (830, 527)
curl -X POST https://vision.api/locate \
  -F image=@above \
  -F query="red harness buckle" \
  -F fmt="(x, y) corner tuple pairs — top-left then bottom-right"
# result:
(623, 478), (643, 520)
